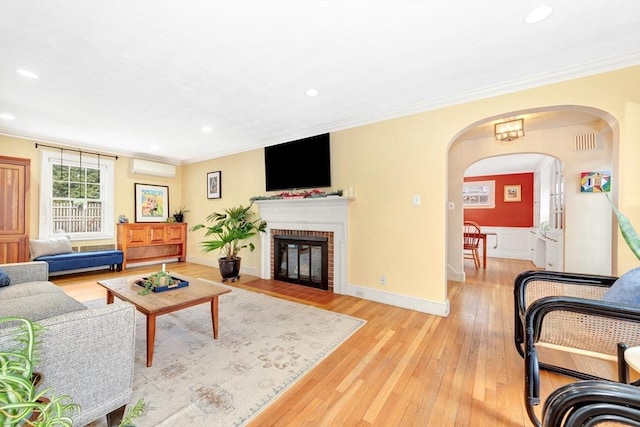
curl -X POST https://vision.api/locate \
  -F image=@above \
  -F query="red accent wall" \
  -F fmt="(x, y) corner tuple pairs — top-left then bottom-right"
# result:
(464, 173), (534, 227)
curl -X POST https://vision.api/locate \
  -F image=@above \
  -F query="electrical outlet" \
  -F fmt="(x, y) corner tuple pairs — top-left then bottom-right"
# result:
(380, 275), (387, 286)
(355, 290), (364, 297)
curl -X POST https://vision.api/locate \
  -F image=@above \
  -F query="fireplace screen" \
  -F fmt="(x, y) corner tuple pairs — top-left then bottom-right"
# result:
(274, 235), (328, 290)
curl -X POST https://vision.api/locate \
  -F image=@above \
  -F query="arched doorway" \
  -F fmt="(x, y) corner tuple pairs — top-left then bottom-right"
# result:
(446, 107), (616, 283)
(462, 153), (564, 274)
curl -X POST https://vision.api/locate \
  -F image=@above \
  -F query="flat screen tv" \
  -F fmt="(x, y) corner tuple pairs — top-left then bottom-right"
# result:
(264, 133), (331, 191)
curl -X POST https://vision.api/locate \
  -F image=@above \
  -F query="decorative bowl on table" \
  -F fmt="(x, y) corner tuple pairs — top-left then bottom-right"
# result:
(135, 270), (189, 294)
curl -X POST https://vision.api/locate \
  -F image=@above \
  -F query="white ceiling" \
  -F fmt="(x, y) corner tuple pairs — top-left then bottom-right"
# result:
(1, 1), (639, 164)
(464, 153), (550, 177)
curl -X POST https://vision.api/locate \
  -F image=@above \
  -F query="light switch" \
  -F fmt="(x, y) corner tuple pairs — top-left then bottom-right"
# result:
(413, 194), (421, 206)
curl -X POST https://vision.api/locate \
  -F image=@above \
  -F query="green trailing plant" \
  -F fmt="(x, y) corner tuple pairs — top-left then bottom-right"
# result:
(119, 398), (146, 426)
(189, 204), (266, 260)
(1, 317), (147, 426)
(0, 317), (78, 426)
(607, 195), (640, 261)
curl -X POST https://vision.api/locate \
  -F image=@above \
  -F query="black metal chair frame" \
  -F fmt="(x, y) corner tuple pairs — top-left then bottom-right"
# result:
(542, 380), (640, 426)
(514, 270), (640, 426)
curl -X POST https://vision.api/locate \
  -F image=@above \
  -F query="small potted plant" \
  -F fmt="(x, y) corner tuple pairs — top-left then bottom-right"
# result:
(137, 269), (186, 294)
(189, 204), (266, 282)
(172, 206), (190, 223)
(0, 316), (147, 426)
(0, 317), (78, 425)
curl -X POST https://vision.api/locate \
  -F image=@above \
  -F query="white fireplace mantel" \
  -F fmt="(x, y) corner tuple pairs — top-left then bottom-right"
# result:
(253, 197), (350, 294)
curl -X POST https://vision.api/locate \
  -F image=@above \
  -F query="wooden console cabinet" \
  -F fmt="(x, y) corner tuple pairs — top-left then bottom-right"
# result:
(116, 222), (187, 270)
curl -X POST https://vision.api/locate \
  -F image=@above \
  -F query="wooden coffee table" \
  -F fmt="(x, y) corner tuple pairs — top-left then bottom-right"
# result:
(97, 274), (231, 367)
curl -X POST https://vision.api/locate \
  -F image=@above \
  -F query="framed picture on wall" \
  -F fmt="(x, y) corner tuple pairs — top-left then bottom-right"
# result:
(134, 183), (169, 222)
(207, 171), (221, 199)
(504, 184), (521, 202)
(580, 171), (611, 192)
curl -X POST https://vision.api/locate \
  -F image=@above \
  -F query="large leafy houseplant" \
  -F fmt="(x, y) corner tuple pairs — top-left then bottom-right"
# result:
(190, 204), (266, 281)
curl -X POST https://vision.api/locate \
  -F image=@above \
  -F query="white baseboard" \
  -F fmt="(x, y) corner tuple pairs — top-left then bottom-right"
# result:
(447, 264), (465, 282)
(345, 283), (450, 317)
(187, 258), (450, 317)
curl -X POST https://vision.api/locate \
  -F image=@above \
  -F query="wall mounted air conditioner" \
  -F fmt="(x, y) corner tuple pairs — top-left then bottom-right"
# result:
(130, 158), (176, 178)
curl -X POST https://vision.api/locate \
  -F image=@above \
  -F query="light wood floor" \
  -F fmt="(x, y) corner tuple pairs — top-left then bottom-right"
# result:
(54, 258), (616, 426)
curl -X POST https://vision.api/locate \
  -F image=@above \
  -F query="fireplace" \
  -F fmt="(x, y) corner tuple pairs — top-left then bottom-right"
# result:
(254, 197), (350, 295)
(273, 234), (329, 290)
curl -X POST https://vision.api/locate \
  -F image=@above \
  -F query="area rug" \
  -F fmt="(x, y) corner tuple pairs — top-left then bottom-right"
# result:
(85, 280), (365, 427)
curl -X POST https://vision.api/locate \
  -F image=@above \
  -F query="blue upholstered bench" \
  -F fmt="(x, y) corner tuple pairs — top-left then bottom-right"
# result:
(35, 250), (124, 274)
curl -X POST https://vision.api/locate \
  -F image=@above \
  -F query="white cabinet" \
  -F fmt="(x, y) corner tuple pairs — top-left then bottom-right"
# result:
(530, 230), (563, 271)
(544, 231), (563, 271)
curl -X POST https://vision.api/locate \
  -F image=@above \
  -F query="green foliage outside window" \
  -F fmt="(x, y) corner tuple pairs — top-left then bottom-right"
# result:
(51, 163), (103, 233)
(52, 165), (101, 199)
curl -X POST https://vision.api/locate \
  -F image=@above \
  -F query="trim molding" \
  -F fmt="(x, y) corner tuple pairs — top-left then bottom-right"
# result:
(347, 283), (450, 317)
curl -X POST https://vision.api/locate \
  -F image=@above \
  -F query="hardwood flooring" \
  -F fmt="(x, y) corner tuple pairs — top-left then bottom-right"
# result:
(54, 258), (615, 426)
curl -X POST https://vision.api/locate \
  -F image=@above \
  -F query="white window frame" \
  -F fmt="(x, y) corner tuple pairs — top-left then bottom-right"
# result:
(463, 180), (495, 209)
(39, 149), (115, 240)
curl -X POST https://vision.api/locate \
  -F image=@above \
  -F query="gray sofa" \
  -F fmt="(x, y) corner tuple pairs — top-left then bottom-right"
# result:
(0, 261), (136, 426)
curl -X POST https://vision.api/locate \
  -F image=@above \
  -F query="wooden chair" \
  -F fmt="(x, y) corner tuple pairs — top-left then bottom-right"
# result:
(463, 221), (482, 269)
(513, 270), (640, 427)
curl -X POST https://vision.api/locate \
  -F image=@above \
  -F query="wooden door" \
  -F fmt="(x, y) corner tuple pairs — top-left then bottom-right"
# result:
(0, 156), (30, 263)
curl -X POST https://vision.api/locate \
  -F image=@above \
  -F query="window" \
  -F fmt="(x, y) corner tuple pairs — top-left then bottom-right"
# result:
(39, 150), (115, 240)
(463, 180), (495, 208)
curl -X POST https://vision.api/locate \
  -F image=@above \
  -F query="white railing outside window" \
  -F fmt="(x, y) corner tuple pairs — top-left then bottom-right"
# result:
(463, 180), (495, 209)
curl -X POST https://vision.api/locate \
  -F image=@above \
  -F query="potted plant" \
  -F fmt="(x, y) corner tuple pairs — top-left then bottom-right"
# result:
(0, 316), (147, 426)
(189, 204), (266, 282)
(173, 205), (190, 223)
(0, 316), (78, 425)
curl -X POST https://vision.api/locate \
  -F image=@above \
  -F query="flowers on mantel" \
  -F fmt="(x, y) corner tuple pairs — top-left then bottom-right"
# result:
(250, 189), (343, 201)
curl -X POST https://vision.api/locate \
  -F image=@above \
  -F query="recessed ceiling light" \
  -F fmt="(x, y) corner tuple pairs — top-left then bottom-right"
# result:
(202, 126), (213, 133)
(16, 69), (39, 79)
(525, 5), (553, 24)
(306, 89), (319, 97)
(0, 113), (15, 120)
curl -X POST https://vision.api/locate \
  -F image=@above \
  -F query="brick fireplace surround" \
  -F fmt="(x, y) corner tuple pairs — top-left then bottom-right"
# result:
(253, 197), (350, 294)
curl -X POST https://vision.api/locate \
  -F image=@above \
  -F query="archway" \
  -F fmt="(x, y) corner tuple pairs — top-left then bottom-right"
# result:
(446, 106), (617, 285)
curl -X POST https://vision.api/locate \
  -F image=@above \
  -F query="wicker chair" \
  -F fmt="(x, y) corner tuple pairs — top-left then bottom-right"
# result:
(514, 270), (640, 427)
(542, 380), (640, 426)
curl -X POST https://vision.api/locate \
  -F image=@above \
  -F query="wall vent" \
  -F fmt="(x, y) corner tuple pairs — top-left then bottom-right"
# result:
(130, 158), (176, 178)
(574, 133), (597, 152)
(72, 244), (116, 252)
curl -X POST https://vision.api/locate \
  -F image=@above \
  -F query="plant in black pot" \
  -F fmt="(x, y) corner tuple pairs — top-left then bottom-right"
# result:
(189, 204), (266, 282)
(173, 205), (190, 223)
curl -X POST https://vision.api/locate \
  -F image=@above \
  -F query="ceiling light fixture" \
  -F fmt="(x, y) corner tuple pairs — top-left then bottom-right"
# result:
(525, 5), (553, 24)
(495, 118), (525, 142)
(202, 126), (213, 133)
(0, 113), (16, 120)
(305, 88), (319, 97)
(16, 69), (39, 79)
